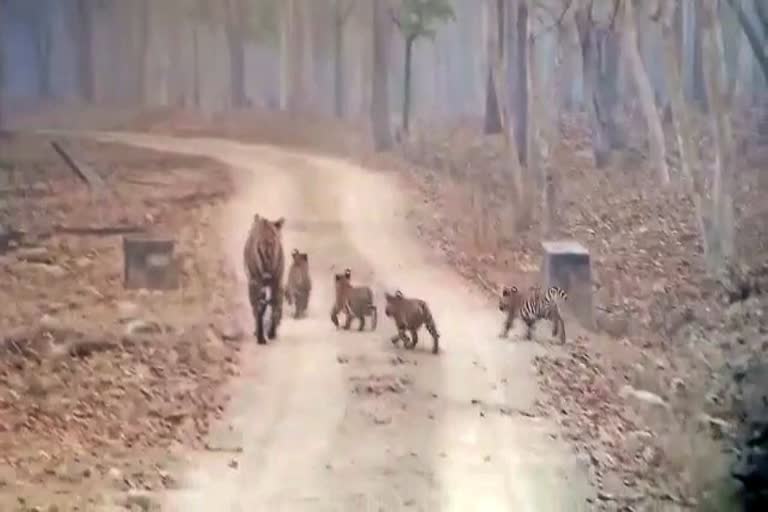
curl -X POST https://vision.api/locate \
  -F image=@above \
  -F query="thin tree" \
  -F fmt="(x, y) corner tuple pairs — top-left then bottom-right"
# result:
(73, 0), (95, 102)
(371, 0), (393, 150)
(702, 0), (736, 265)
(0, 0), (4, 130)
(507, 0), (528, 167)
(659, 0), (712, 263)
(225, 0), (247, 107)
(623, 0), (670, 185)
(391, 0), (455, 134)
(725, 0), (768, 84)
(333, 0), (355, 118)
(484, 0), (504, 134)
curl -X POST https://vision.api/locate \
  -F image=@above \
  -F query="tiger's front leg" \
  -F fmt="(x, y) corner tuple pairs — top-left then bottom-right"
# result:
(343, 309), (353, 330)
(330, 304), (340, 328)
(499, 316), (513, 339)
(524, 320), (534, 341)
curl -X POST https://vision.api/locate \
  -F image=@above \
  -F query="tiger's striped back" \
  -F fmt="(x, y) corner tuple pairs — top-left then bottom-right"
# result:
(520, 286), (567, 325)
(244, 216), (285, 287)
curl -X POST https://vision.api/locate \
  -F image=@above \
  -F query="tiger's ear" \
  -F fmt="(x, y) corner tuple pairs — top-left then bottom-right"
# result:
(300, 252), (309, 262)
(273, 217), (285, 229)
(395, 290), (404, 299)
(385, 292), (393, 301)
(502, 287), (510, 296)
(511, 286), (518, 293)
(344, 268), (351, 278)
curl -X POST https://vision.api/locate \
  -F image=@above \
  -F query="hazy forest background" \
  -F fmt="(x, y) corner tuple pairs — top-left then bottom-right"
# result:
(2, 0), (768, 510)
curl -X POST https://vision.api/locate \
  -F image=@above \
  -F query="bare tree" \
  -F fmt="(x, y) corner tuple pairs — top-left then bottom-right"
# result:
(0, 0), (4, 130)
(575, 5), (610, 168)
(623, 0), (670, 185)
(659, 0), (712, 263)
(484, 0), (504, 134)
(371, 0), (393, 150)
(224, 0), (247, 107)
(725, 0), (768, 84)
(333, 0), (355, 118)
(391, 0), (455, 134)
(702, 0), (736, 265)
(73, 0), (96, 102)
(507, 0), (529, 167)
(280, 0), (307, 113)
(34, 0), (53, 98)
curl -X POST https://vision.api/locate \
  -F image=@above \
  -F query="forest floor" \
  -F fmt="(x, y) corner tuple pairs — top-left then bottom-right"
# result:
(4, 102), (768, 511)
(0, 134), (244, 510)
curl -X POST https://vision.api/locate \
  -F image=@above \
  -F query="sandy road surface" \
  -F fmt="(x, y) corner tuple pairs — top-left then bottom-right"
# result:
(77, 133), (592, 511)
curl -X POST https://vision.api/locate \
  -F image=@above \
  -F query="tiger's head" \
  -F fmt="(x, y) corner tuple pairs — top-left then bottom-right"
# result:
(291, 249), (309, 266)
(499, 286), (522, 313)
(334, 268), (352, 296)
(384, 290), (405, 318)
(252, 214), (285, 240)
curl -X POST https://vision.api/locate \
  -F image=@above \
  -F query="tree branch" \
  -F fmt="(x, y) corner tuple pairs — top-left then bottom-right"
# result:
(608, 0), (621, 28)
(532, 0), (575, 39)
(389, 7), (402, 30)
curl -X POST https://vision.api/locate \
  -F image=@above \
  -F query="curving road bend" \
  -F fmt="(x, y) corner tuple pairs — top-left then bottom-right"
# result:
(79, 133), (593, 512)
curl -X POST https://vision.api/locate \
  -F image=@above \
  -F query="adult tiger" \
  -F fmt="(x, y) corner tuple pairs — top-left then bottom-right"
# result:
(243, 214), (285, 344)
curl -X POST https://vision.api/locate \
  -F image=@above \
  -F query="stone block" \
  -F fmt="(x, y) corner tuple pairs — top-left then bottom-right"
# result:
(541, 240), (593, 330)
(123, 236), (179, 290)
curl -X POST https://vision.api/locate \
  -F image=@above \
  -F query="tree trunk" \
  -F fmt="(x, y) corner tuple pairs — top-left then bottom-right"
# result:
(529, 36), (554, 237)
(483, 0), (502, 134)
(192, 21), (201, 109)
(371, 0), (393, 151)
(287, 0), (306, 113)
(624, 0), (670, 185)
(508, 0), (528, 167)
(333, 2), (346, 118)
(75, 0), (95, 102)
(138, 0), (150, 104)
(280, 0), (291, 110)
(226, 0), (247, 108)
(0, 0), (4, 130)
(575, 8), (612, 168)
(702, 0), (736, 265)
(661, 0), (712, 263)
(725, 0), (768, 85)
(692, 0), (708, 109)
(484, 69), (503, 133)
(35, 4), (53, 98)
(402, 36), (415, 134)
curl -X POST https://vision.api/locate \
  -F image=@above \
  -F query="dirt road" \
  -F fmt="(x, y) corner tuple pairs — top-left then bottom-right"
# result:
(79, 133), (592, 511)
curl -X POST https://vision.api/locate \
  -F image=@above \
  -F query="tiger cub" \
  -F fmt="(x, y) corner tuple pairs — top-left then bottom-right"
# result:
(498, 285), (567, 343)
(285, 249), (312, 319)
(331, 268), (378, 331)
(384, 290), (440, 354)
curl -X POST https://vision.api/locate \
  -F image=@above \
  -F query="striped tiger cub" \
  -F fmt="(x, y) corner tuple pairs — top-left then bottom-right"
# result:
(498, 285), (568, 343)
